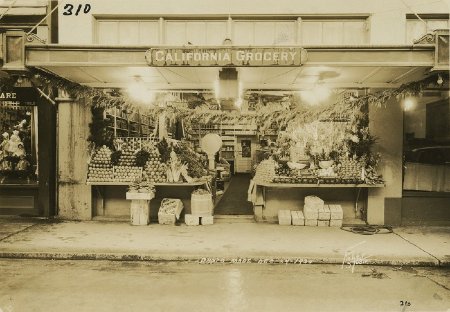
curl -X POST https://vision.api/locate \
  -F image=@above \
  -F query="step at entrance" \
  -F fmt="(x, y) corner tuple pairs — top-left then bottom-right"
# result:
(214, 215), (255, 223)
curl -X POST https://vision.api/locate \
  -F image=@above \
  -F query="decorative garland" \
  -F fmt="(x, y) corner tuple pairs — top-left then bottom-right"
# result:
(1, 67), (446, 130)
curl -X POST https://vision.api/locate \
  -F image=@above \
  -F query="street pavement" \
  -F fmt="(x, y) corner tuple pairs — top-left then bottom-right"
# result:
(0, 259), (448, 312)
(0, 218), (449, 266)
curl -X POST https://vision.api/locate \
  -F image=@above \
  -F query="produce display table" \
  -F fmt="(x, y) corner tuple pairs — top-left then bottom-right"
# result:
(126, 191), (155, 225)
(88, 181), (209, 219)
(251, 181), (384, 223)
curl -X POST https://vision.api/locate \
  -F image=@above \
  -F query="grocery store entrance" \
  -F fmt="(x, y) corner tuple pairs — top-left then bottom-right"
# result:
(215, 173), (253, 215)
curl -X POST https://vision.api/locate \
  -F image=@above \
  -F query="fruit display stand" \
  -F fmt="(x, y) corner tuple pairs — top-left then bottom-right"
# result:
(89, 181), (208, 220)
(251, 181), (384, 224)
(126, 191), (155, 225)
(87, 137), (211, 220)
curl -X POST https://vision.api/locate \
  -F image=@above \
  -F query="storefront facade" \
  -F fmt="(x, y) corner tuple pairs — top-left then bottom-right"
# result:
(0, 0), (57, 217)
(6, 0), (449, 224)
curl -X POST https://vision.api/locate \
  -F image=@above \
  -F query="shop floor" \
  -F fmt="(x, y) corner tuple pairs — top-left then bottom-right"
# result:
(214, 173), (253, 215)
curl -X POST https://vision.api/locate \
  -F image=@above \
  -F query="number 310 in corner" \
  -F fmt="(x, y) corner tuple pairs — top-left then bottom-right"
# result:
(63, 3), (91, 16)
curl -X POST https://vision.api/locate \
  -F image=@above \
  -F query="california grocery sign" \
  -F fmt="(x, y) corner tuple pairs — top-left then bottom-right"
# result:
(145, 47), (306, 67)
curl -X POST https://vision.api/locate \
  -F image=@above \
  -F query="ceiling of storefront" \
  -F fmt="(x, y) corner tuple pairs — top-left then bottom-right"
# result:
(43, 65), (431, 91)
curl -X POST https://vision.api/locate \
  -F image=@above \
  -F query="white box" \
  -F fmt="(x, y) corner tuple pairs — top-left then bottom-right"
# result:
(304, 196), (324, 208)
(185, 214), (200, 226)
(318, 205), (331, 220)
(291, 211), (305, 226)
(278, 210), (292, 225)
(303, 207), (319, 219)
(130, 200), (150, 226)
(305, 219), (318, 226)
(158, 213), (176, 225)
(126, 192), (154, 200)
(191, 193), (213, 216)
(201, 216), (214, 225)
(329, 205), (344, 220)
(330, 219), (343, 227)
(317, 220), (330, 227)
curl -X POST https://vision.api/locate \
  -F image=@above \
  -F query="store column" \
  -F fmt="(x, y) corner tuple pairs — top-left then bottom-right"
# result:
(57, 94), (92, 220)
(37, 95), (57, 217)
(368, 97), (403, 225)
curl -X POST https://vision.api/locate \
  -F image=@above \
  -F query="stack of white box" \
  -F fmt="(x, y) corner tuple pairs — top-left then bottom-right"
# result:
(317, 205), (331, 226)
(303, 196), (323, 226)
(185, 215), (214, 226)
(329, 205), (343, 227)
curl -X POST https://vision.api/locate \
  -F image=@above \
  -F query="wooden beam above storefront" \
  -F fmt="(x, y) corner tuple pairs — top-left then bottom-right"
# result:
(26, 44), (436, 68)
(24, 44), (436, 90)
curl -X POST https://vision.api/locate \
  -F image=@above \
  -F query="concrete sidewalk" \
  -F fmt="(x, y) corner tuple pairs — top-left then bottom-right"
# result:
(0, 218), (448, 266)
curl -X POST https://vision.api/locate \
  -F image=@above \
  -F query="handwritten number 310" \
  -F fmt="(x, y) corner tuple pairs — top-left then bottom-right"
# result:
(63, 4), (91, 16)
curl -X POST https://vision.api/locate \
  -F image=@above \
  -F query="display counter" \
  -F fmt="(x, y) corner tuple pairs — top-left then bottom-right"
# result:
(251, 182), (384, 223)
(88, 181), (208, 220)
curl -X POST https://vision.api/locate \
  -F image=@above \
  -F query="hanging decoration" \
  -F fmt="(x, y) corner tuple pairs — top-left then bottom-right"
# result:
(1, 67), (442, 130)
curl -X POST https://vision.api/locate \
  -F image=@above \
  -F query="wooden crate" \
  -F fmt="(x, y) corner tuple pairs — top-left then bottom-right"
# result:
(278, 210), (292, 225)
(291, 211), (305, 226)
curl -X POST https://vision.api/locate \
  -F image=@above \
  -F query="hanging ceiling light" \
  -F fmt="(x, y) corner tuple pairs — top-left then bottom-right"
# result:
(299, 83), (332, 106)
(217, 68), (239, 100)
(127, 75), (155, 105)
(403, 97), (416, 111)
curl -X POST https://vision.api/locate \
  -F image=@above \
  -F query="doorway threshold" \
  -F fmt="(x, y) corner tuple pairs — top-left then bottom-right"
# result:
(214, 214), (255, 223)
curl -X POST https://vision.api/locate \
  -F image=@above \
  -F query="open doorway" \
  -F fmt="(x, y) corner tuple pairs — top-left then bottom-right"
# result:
(214, 173), (253, 215)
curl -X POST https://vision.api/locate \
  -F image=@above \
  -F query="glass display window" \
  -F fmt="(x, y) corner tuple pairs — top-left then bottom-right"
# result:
(0, 103), (38, 184)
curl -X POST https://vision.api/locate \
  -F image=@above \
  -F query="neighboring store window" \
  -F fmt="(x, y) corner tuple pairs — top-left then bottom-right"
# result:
(403, 97), (450, 193)
(165, 21), (227, 45)
(301, 19), (368, 45)
(406, 17), (450, 43)
(0, 104), (37, 184)
(96, 20), (159, 44)
(233, 21), (296, 45)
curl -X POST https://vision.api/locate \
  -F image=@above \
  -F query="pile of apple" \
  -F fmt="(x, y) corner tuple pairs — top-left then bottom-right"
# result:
(118, 147), (136, 167)
(87, 145), (113, 182)
(336, 158), (364, 183)
(144, 149), (167, 183)
(113, 165), (142, 182)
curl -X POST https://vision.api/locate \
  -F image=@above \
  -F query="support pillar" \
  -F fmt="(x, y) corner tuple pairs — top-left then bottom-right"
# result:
(57, 95), (92, 220)
(37, 96), (57, 217)
(368, 98), (404, 225)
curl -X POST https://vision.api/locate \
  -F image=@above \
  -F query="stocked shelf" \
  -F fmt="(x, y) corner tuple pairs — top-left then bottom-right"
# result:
(87, 181), (207, 186)
(105, 107), (155, 137)
(256, 182), (385, 188)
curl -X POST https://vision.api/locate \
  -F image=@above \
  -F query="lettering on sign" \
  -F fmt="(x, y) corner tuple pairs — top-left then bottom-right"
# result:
(0, 88), (37, 104)
(0, 92), (17, 99)
(145, 47), (307, 67)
